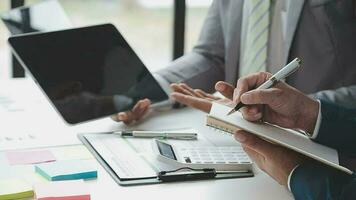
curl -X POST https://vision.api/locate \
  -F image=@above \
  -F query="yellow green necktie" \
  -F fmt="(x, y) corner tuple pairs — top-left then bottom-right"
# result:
(240, 0), (271, 77)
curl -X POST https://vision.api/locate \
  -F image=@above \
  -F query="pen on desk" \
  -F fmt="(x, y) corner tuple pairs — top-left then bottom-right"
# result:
(227, 57), (302, 115)
(113, 130), (198, 140)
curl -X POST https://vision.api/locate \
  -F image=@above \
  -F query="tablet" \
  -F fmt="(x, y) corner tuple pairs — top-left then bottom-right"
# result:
(8, 23), (169, 124)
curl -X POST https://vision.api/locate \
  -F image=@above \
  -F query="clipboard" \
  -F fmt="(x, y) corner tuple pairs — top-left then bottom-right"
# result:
(78, 133), (254, 186)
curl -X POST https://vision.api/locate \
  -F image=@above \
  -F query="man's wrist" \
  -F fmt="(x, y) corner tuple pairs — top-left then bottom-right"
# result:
(298, 98), (320, 133)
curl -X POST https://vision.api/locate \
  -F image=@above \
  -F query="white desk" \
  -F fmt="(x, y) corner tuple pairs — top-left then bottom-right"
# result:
(0, 79), (293, 200)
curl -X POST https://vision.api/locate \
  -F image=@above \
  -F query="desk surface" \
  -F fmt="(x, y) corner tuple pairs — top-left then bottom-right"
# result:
(0, 79), (293, 200)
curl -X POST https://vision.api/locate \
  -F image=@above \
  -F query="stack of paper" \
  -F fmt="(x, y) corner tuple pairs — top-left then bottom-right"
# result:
(34, 180), (90, 200)
(0, 79), (80, 151)
(0, 178), (34, 200)
(35, 160), (97, 181)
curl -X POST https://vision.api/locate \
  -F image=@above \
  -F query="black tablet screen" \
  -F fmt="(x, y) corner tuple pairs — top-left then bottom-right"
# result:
(9, 24), (168, 124)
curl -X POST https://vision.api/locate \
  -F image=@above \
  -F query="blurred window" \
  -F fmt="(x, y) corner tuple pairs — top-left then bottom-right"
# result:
(0, 0), (212, 79)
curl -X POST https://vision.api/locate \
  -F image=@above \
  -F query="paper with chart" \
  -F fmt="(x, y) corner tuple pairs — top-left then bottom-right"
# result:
(84, 132), (215, 180)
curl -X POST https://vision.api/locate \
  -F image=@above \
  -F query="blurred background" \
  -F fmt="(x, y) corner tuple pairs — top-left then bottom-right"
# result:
(0, 0), (212, 80)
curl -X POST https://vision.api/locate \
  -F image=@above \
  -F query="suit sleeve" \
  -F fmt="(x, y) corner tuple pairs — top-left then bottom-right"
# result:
(312, 99), (356, 156)
(312, 85), (356, 109)
(155, 0), (226, 93)
(290, 162), (356, 200)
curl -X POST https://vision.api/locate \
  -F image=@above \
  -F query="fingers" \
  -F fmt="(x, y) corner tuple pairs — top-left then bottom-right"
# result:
(132, 99), (151, 116)
(171, 83), (220, 100)
(173, 83), (202, 97)
(242, 146), (265, 170)
(194, 89), (220, 100)
(240, 88), (283, 106)
(240, 105), (263, 121)
(112, 99), (151, 124)
(194, 89), (209, 98)
(171, 92), (212, 113)
(171, 83), (196, 97)
(234, 72), (272, 102)
(215, 81), (234, 100)
(233, 130), (276, 157)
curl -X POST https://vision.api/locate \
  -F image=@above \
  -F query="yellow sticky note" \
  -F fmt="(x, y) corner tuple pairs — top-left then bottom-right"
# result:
(0, 178), (34, 200)
(52, 146), (93, 161)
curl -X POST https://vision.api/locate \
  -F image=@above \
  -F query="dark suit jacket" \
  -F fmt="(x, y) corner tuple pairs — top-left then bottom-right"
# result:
(290, 100), (356, 199)
(287, 0), (356, 94)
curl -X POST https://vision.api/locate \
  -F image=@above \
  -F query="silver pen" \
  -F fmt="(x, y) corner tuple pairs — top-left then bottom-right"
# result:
(113, 130), (198, 140)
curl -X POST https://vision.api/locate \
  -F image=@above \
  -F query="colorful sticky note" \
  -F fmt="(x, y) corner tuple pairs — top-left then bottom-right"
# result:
(6, 150), (56, 165)
(0, 178), (34, 200)
(51, 146), (93, 161)
(35, 160), (97, 181)
(34, 180), (90, 200)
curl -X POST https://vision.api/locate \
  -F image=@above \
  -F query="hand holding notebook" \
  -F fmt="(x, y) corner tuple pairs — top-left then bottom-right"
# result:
(207, 102), (351, 174)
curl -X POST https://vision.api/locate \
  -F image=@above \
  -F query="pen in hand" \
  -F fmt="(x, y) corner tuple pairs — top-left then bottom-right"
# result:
(227, 58), (302, 115)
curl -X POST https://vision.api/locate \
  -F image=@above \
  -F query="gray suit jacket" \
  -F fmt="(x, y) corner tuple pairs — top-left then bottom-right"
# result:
(156, 0), (356, 106)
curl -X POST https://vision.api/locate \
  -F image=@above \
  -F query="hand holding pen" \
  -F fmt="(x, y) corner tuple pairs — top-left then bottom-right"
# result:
(227, 58), (302, 115)
(227, 58), (320, 133)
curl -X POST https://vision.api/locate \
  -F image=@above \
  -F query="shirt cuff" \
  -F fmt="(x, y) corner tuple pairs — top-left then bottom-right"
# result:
(153, 73), (172, 95)
(287, 165), (299, 191)
(152, 73), (176, 109)
(310, 100), (322, 139)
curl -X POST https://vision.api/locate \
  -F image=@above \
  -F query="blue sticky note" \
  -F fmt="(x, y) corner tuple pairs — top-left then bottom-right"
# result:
(35, 160), (97, 181)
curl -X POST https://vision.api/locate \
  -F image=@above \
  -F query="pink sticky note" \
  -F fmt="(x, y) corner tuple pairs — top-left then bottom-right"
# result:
(6, 150), (56, 165)
(34, 180), (90, 200)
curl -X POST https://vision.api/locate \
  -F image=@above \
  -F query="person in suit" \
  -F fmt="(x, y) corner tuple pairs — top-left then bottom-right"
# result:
(231, 72), (356, 199)
(113, 0), (356, 124)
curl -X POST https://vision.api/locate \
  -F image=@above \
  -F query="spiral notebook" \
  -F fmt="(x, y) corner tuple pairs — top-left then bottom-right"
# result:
(206, 102), (353, 175)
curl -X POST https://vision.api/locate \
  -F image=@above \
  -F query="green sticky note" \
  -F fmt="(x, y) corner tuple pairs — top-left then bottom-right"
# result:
(0, 178), (34, 200)
(35, 160), (97, 181)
